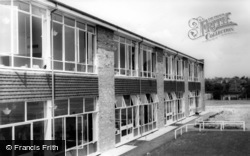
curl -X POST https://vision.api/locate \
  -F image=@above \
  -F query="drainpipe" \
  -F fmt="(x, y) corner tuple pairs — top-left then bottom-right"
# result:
(138, 38), (144, 99)
(50, 4), (58, 140)
(173, 52), (179, 93)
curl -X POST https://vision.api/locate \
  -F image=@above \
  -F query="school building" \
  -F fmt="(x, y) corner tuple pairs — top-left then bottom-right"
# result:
(0, 0), (205, 155)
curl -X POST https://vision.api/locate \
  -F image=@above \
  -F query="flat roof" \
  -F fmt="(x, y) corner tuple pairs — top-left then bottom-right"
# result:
(47, 0), (203, 64)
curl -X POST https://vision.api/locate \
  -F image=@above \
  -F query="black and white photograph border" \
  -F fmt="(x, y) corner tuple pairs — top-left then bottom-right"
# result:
(0, 0), (249, 156)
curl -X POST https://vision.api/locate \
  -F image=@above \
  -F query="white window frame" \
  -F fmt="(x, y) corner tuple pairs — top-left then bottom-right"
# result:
(0, 1), (49, 70)
(140, 45), (157, 78)
(52, 12), (96, 74)
(114, 35), (138, 77)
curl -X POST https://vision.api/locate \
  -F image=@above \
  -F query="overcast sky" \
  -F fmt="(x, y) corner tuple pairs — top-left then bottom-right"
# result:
(58, 0), (250, 78)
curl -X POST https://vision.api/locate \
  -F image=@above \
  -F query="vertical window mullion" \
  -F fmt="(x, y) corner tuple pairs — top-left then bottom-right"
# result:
(11, 2), (14, 67)
(30, 4), (32, 68)
(85, 31), (88, 72)
(62, 17), (65, 71)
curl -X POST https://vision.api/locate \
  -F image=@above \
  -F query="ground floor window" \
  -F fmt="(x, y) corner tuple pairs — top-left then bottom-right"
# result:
(189, 91), (200, 115)
(53, 97), (98, 156)
(0, 97), (98, 156)
(115, 94), (158, 145)
(164, 92), (185, 125)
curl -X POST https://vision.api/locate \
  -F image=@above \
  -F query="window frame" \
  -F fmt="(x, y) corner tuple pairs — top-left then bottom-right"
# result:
(139, 45), (157, 78)
(114, 35), (138, 77)
(0, 1), (48, 70)
(52, 12), (97, 74)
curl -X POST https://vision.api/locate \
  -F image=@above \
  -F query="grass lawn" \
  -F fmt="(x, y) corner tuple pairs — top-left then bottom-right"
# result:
(148, 131), (250, 156)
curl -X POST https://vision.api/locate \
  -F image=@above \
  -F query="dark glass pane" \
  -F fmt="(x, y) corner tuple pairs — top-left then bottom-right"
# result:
(52, 13), (62, 22)
(79, 30), (86, 63)
(88, 114), (93, 142)
(14, 57), (30, 68)
(15, 124), (30, 140)
(27, 101), (45, 120)
(32, 16), (42, 58)
(123, 95), (130, 106)
(78, 117), (83, 145)
(0, 55), (11, 66)
(53, 22), (62, 60)
(85, 98), (95, 112)
(54, 99), (68, 116)
(147, 52), (151, 73)
(64, 16), (75, 27)
(143, 50), (147, 71)
(66, 117), (76, 149)
(78, 145), (87, 156)
(128, 108), (132, 125)
(120, 43), (125, 68)
(121, 109), (126, 126)
(83, 114), (88, 143)
(152, 53), (156, 73)
(18, 12), (30, 57)
(139, 105), (144, 125)
(165, 57), (168, 74)
(65, 62), (75, 71)
(0, 127), (12, 140)
(54, 118), (64, 140)
(89, 142), (97, 154)
(144, 105), (148, 124)
(70, 98), (83, 114)
(133, 107), (137, 127)
(65, 26), (75, 61)
(33, 58), (44, 69)
(114, 42), (118, 68)
(87, 33), (94, 65)
(77, 64), (86, 72)
(77, 21), (85, 30)
(87, 25), (95, 33)
(33, 120), (45, 140)
(132, 46), (135, 70)
(0, 102), (24, 125)
(115, 134), (121, 144)
(115, 109), (120, 133)
(53, 61), (63, 70)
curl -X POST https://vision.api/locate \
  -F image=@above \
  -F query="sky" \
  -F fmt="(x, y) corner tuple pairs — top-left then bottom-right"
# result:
(57, 0), (250, 78)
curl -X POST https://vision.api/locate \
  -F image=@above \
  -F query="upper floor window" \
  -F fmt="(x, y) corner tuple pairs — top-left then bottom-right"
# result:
(114, 36), (138, 77)
(164, 55), (183, 81)
(140, 45), (156, 78)
(0, 1), (47, 69)
(52, 13), (96, 73)
(189, 62), (200, 81)
(176, 58), (184, 80)
(188, 62), (194, 81)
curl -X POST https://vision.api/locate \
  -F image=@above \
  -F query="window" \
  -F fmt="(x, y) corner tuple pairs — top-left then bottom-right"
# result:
(189, 62), (195, 81)
(176, 59), (183, 80)
(0, 100), (48, 144)
(189, 91), (200, 114)
(52, 13), (96, 73)
(53, 97), (98, 156)
(114, 36), (138, 76)
(115, 94), (157, 145)
(0, 1), (47, 69)
(140, 45), (156, 78)
(164, 55), (183, 80)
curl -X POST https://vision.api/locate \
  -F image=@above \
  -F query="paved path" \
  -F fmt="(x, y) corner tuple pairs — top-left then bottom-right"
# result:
(100, 111), (211, 156)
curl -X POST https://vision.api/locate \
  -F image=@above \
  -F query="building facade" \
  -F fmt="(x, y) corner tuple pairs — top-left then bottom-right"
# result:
(0, 0), (205, 156)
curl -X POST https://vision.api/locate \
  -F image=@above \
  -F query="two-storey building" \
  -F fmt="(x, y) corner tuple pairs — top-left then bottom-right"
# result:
(0, 0), (205, 155)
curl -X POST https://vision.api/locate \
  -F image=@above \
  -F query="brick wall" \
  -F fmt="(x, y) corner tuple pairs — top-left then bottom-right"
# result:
(96, 25), (116, 152)
(155, 47), (164, 128)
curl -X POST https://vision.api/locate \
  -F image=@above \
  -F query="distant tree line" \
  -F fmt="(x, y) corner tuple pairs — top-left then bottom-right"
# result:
(205, 76), (250, 100)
